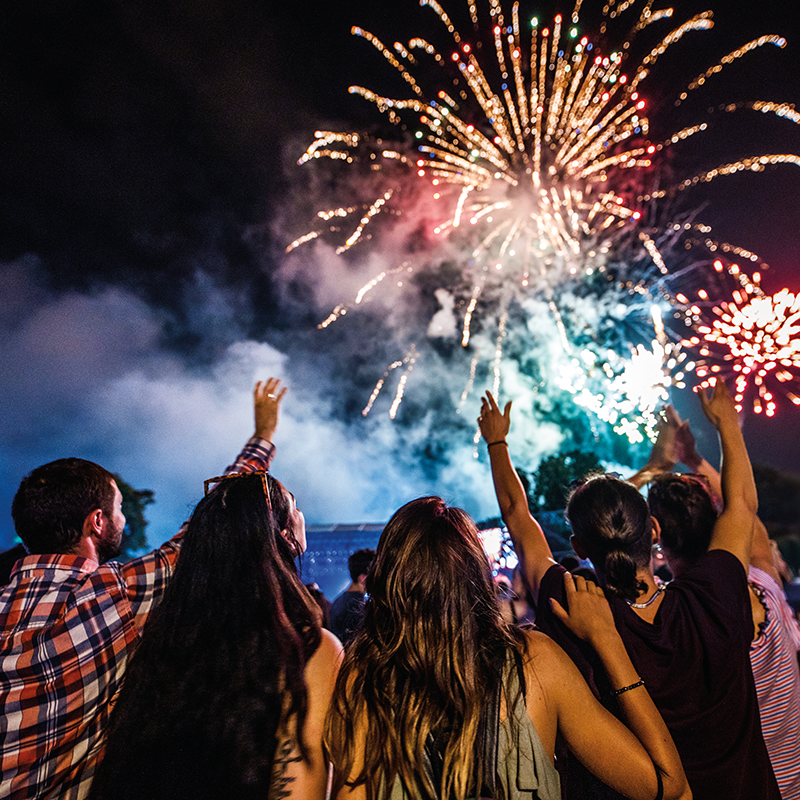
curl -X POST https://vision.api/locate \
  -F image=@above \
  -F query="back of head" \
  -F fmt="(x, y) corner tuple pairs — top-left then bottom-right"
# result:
(11, 458), (115, 555)
(347, 548), (376, 583)
(327, 497), (523, 800)
(566, 475), (652, 601)
(647, 474), (718, 563)
(90, 472), (320, 800)
(365, 497), (498, 642)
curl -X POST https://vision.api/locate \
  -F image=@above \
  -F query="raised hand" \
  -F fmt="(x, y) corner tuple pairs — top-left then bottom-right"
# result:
(698, 378), (740, 432)
(673, 416), (702, 470)
(254, 378), (288, 442)
(478, 391), (512, 445)
(646, 405), (682, 472)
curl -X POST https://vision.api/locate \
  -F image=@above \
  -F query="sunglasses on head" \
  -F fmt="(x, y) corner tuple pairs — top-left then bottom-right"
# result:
(203, 470), (272, 510)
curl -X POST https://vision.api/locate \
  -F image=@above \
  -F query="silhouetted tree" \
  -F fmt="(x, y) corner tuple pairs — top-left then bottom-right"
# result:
(531, 450), (604, 511)
(113, 475), (154, 560)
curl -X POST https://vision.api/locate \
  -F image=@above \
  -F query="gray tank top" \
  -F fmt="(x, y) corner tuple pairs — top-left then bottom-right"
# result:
(386, 654), (561, 800)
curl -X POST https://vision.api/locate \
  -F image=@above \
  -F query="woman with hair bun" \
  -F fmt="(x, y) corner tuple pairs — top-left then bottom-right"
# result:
(325, 496), (689, 800)
(480, 380), (779, 800)
(565, 474), (655, 603)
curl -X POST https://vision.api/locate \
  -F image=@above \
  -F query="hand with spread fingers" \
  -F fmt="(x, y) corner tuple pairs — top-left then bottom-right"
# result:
(698, 377), (740, 432)
(477, 391), (512, 446)
(254, 378), (288, 443)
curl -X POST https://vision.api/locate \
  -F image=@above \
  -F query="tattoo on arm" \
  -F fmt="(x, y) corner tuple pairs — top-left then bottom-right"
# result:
(268, 737), (302, 800)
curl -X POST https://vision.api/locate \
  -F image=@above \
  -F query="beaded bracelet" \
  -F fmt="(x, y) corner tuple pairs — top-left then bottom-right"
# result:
(614, 678), (645, 696)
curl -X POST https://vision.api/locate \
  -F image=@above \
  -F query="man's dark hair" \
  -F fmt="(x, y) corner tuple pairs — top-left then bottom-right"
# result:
(647, 474), (718, 563)
(11, 458), (117, 555)
(348, 548), (376, 582)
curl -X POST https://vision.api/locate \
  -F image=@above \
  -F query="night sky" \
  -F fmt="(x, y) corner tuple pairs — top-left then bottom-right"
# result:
(1, 0), (799, 550)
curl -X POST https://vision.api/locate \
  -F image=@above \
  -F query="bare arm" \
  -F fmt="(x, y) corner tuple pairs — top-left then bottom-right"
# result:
(277, 630), (343, 799)
(748, 518), (784, 586)
(676, 417), (780, 583)
(478, 392), (557, 603)
(549, 574), (690, 800)
(671, 413), (723, 508)
(628, 405), (681, 490)
(698, 380), (757, 571)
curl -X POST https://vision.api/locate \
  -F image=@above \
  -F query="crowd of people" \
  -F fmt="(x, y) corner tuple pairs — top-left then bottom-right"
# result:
(0, 375), (797, 800)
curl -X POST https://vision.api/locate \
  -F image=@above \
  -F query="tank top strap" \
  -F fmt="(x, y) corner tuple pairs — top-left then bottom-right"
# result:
(497, 650), (561, 800)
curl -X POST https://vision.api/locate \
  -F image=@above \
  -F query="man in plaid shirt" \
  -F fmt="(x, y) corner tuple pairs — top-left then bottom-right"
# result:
(0, 378), (287, 799)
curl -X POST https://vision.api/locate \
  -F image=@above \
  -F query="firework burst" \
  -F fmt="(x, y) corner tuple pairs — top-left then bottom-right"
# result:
(287, 0), (799, 445)
(677, 269), (800, 416)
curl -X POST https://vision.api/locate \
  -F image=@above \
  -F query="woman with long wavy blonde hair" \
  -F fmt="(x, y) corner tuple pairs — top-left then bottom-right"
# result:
(325, 496), (690, 800)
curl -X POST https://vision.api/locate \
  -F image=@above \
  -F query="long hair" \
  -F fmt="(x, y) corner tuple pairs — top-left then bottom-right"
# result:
(566, 475), (652, 601)
(647, 474), (718, 562)
(89, 472), (321, 800)
(325, 497), (525, 800)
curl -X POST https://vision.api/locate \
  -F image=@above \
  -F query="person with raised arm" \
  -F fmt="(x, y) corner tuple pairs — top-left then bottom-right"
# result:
(1, 379), (286, 800)
(479, 380), (780, 800)
(326, 496), (689, 800)
(644, 406), (800, 800)
(89, 406), (342, 800)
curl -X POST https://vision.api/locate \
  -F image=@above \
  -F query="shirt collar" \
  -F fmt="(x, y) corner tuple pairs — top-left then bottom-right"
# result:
(11, 553), (100, 579)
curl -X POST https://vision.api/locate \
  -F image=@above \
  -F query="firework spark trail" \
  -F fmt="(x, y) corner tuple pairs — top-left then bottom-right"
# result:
(318, 263), (416, 329)
(289, 0), (799, 436)
(458, 353), (481, 411)
(362, 346), (419, 416)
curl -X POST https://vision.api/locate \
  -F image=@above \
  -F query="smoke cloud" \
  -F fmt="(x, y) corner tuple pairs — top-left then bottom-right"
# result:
(0, 253), (505, 551)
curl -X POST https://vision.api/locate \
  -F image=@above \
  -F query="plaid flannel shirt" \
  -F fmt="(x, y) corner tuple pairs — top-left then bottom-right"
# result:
(0, 437), (275, 800)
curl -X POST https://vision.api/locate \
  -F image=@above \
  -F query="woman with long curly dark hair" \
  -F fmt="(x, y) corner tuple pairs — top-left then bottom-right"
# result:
(89, 463), (341, 800)
(325, 496), (689, 800)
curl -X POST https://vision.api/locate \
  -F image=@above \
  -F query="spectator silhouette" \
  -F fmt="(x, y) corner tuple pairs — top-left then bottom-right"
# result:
(329, 548), (375, 646)
(479, 381), (780, 799)
(89, 463), (341, 800)
(325, 497), (689, 800)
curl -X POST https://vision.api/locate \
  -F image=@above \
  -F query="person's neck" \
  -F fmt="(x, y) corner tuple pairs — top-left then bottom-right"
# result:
(663, 554), (691, 579)
(70, 536), (101, 563)
(348, 580), (366, 593)
(634, 567), (660, 596)
(627, 567), (666, 621)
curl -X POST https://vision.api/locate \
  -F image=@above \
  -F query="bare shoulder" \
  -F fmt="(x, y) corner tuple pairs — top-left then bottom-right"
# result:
(519, 628), (585, 693)
(306, 629), (343, 685)
(314, 628), (344, 662)
(521, 628), (571, 666)
(517, 630), (567, 758)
